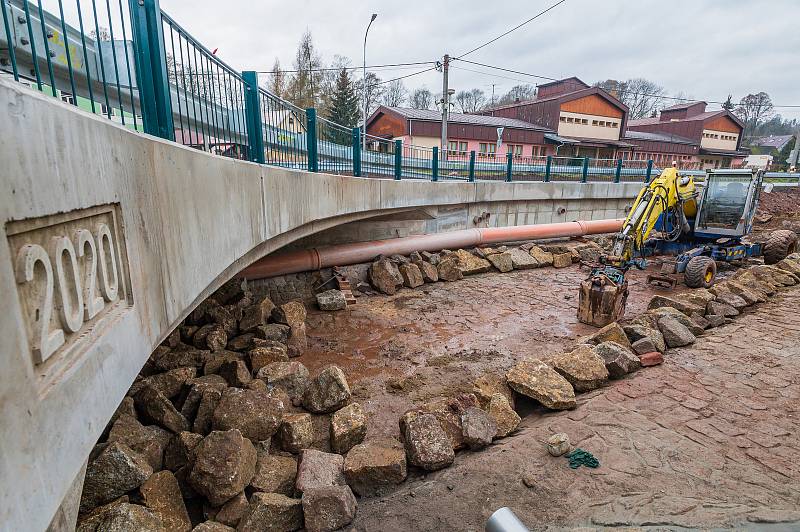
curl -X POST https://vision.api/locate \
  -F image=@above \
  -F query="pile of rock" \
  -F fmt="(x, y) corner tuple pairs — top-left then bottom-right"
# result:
(77, 279), (402, 531)
(365, 241), (602, 295)
(391, 256), (800, 479)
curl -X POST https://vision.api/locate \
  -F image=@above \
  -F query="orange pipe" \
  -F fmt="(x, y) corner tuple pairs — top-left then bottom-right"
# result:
(242, 218), (623, 279)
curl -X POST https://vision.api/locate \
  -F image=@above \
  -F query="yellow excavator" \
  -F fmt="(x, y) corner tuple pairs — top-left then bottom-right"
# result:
(577, 166), (797, 327)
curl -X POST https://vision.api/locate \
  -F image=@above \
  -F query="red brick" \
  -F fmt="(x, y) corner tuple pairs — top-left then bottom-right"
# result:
(638, 351), (663, 367)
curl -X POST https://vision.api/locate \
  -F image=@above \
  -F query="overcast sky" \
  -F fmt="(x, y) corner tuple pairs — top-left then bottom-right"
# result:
(164, 0), (800, 120)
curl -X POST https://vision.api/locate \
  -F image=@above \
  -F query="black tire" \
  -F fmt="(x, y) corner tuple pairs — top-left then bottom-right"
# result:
(684, 256), (717, 288)
(763, 230), (798, 265)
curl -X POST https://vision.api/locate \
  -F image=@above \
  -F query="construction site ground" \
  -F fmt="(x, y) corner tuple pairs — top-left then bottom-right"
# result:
(300, 263), (800, 531)
(295, 190), (800, 531)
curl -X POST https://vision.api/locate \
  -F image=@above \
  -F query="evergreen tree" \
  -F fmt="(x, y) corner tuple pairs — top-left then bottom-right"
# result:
(722, 94), (734, 111)
(326, 68), (360, 144)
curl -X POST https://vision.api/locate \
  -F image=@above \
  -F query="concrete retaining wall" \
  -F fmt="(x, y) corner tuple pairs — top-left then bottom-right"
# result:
(0, 77), (640, 531)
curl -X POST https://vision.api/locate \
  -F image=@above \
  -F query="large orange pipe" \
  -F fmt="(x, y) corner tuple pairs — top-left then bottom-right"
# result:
(242, 218), (623, 279)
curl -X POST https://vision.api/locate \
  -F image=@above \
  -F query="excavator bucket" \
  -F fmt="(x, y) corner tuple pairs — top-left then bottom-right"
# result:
(577, 275), (629, 327)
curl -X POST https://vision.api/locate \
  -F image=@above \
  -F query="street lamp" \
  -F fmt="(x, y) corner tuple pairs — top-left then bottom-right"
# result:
(362, 13), (378, 156)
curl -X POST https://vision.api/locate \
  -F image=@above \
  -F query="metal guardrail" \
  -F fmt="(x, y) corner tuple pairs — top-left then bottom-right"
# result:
(4, 1), (797, 187)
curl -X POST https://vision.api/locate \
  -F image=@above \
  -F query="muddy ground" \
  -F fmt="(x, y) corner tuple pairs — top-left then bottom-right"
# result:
(299, 260), (800, 531)
(293, 188), (800, 530)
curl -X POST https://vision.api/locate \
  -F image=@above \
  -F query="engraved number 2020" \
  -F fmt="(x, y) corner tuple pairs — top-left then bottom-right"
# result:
(15, 223), (120, 364)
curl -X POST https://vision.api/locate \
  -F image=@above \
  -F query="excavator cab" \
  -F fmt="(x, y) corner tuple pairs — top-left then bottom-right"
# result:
(694, 169), (761, 238)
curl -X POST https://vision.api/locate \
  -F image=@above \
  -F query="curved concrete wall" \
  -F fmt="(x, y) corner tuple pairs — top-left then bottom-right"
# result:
(0, 77), (641, 531)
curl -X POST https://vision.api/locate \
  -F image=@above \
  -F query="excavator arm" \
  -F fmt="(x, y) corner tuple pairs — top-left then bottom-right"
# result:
(577, 167), (697, 327)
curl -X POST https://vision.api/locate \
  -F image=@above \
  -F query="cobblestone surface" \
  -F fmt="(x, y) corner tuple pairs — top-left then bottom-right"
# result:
(343, 281), (800, 530)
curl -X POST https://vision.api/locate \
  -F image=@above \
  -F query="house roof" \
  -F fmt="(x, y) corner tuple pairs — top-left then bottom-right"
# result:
(752, 134), (794, 149)
(628, 109), (745, 129)
(660, 101), (708, 112)
(481, 86), (628, 115)
(623, 130), (697, 145)
(374, 106), (552, 131)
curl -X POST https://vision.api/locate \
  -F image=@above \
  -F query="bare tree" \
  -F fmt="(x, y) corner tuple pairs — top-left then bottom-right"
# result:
(454, 88), (486, 113)
(382, 79), (408, 107)
(267, 58), (286, 98)
(410, 87), (434, 110)
(735, 92), (774, 137)
(286, 30), (324, 109)
(617, 78), (666, 119)
(498, 84), (535, 105)
(357, 72), (385, 119)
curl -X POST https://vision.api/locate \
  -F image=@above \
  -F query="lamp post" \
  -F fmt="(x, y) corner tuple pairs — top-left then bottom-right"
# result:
(362, 13), (378, 156)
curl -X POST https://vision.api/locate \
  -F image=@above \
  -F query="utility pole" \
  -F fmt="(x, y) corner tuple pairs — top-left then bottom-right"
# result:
(440, 54), (450, 159)
(491, 83), (496, 106)
(362, 14), (378, 156)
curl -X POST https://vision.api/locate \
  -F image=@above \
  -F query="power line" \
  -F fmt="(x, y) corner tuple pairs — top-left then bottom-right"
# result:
(367, 66), (438, 88)
(449, 64), (531, 85)
(455, 0), (569, 59)
(256, 61), (436, 74)
(454, 58), (800, 109)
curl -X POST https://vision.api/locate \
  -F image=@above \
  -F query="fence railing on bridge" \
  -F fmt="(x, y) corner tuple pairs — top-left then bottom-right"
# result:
(3, 0), (796, 186)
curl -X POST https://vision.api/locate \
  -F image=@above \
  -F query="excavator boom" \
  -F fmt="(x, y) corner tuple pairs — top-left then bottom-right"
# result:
(577, 167), (697, 327)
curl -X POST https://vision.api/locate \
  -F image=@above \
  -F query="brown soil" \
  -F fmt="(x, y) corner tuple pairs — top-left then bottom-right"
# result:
(300, 262), (691, 444)
(299, 263), (800, 531)
(753, 187), (800, 237)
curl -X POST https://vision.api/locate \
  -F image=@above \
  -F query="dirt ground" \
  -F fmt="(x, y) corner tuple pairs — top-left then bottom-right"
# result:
(753, 186), (800, 238)
(298, 258), (800, 531)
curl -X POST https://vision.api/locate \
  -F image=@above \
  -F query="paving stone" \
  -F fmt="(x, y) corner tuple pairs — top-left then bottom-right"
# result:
(188, 430), (257, 507)
(657, 315), (697, 348)
(256, 361), (310, 404)
(638, 351), (664, 367)
(249, 451), (297, 496)
(508, 247), (538, 270)
(107, 414), (171, 471)
(80, 442), (154, 513)
(548, 344), (609, 392)
(506, 358), (576, 409)
(486, 393), (520, 438)
(437, 257), (464, 281)
(343, 437), (407, 496)
(302, 365), (352, 414)
(134, 386), (191, 434)
(399, 263), (425, 288)
(237, 492), (302, 532)
(707, 300), (739, 318)
(211, 388), (284, 442)
(487, 251), (513, 273)
(528, 246), (554, 266)
(301, 485), (357, 532)
(460, 407), (496, 450)
(330, 402), (367, 454)
(402, 413), (455, 471)
(369, 258), (404, 294)
(593, 341), (641, 378)
(552, 252), (573, 268)
(296, 449), (346, 493)
(140, 470), (191, 532)
(453, 249), (492, 275)
(278, 413), (314, 453)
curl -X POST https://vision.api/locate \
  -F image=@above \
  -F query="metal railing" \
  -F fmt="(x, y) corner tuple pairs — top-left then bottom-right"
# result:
(4, 1), (785, 188)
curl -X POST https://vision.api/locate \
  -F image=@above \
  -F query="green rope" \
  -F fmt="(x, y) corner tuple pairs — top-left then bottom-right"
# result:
(566, 448), (599, 469)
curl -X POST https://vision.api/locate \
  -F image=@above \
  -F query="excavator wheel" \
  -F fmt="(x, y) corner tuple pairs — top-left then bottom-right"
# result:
(684, 256), (716, 289)
(763, 230), (798, 265)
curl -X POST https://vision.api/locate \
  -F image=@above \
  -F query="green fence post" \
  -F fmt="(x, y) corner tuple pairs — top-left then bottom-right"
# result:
(394, 139), (402, 180)
(545, 155), (552, 182)
(505, 152), (513, 182)
(306, 108), (318, 172)
(432, 146), (439, 182)
(468, 151), (476, 182)
(242, 71), (265, 164)
(581, 157), (589, 183)
(614, 158), (622, 183)
(128, 0), (173, 139)
(352, 128), (361, 177)
(645, 159), (654, 183)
